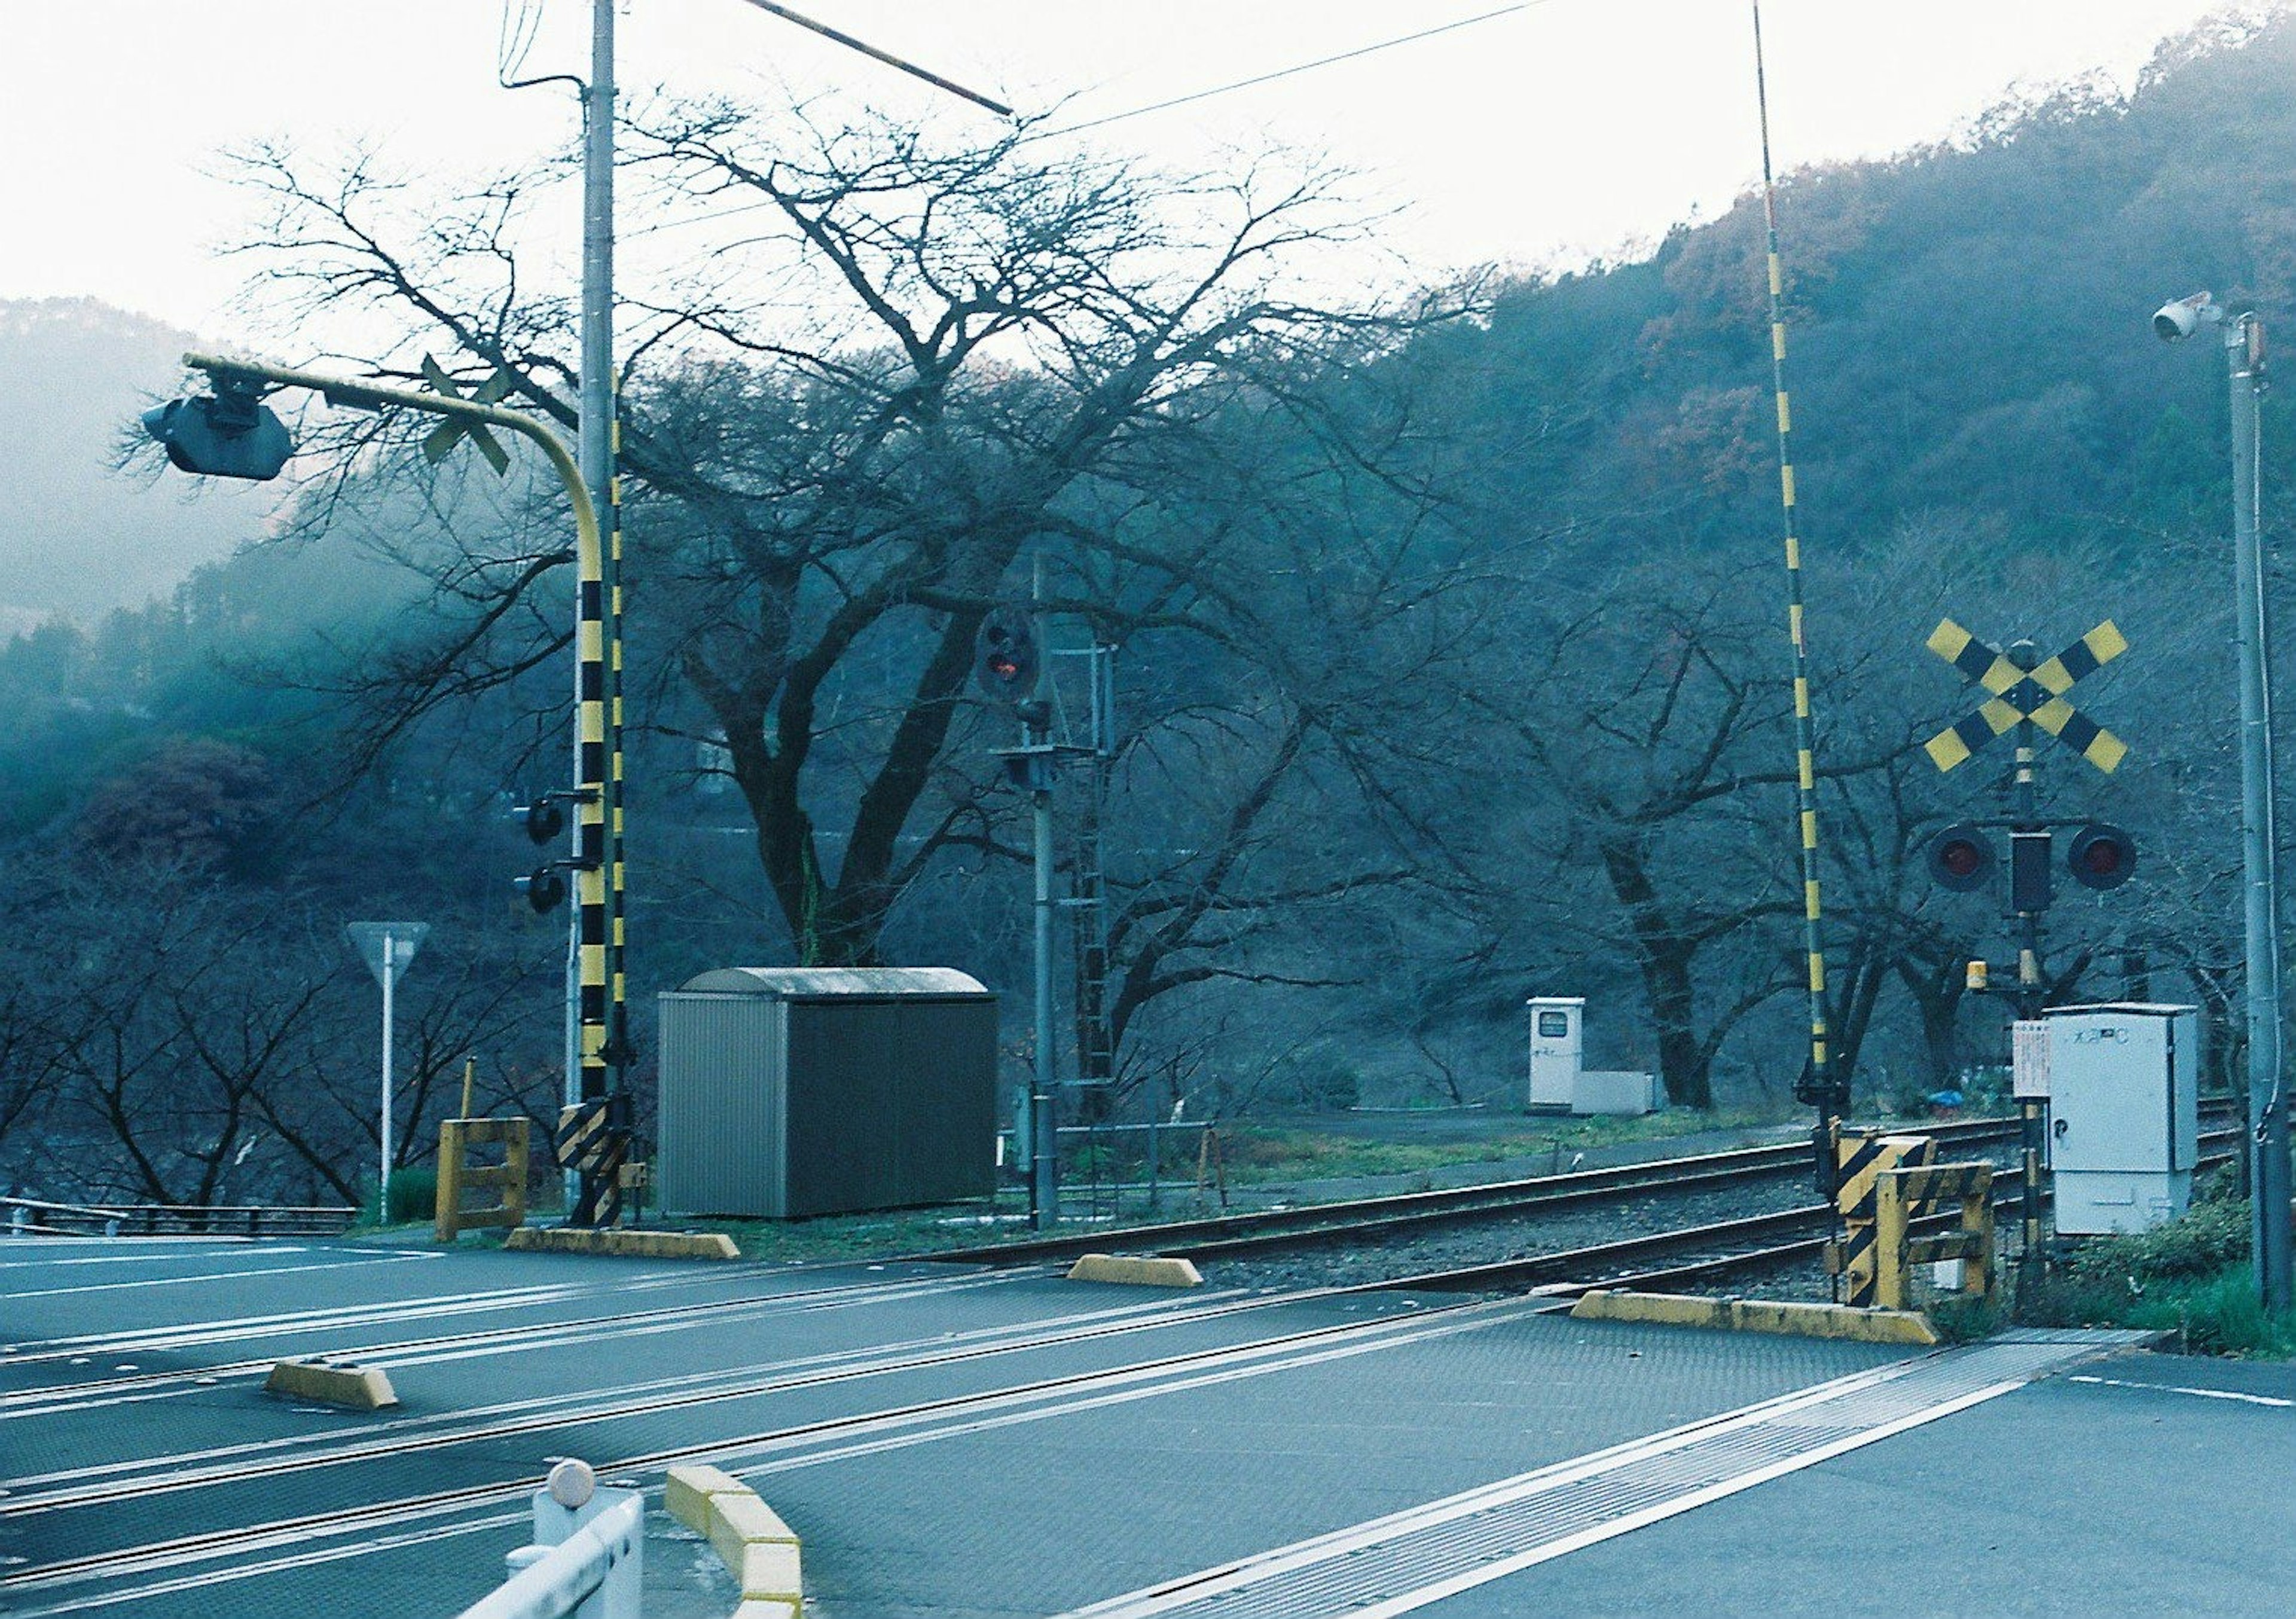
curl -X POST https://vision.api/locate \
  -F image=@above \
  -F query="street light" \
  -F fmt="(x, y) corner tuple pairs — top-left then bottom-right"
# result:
(146, 353), (629, 1225)
(2155, 289), (2293, 1311)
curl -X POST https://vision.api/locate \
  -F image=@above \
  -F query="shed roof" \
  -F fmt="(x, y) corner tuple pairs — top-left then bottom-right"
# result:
(672, 967), (991, 1000)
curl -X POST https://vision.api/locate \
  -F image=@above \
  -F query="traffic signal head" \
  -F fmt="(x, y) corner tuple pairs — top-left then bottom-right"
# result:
(142, 388), (294, 481)
(510, 800), (566, 845)
(973, 606), (1041, 710)
(2067, 821), (2138, 890)
(514, 866), (567, 914)
(1927, 824), (1994, 893)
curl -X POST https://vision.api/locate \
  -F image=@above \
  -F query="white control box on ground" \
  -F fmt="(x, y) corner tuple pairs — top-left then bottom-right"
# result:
(1525, 997), (1658, 1116)
(1526, 997), (1583, 1114)
(2044, 1002), (2199, 1235)
(1573, 1070), (1660, 1116)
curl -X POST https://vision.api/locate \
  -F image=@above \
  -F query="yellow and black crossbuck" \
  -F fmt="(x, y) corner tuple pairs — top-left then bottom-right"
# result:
(1922, 618), (2129, 775)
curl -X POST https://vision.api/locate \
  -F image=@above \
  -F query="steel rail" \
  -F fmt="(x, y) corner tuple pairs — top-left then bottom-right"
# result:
(928, 1116), (2037, 1267)
(0, 1269), (1021, 1405)
(8, 1129), (2243, 1598)
(1378, 1131), (2242, 1297)
(0, 1295), (1501, 1593)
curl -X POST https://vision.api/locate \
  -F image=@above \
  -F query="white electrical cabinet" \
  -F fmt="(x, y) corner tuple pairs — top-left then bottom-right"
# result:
(1525, 997), (1657, 1116)
(1526, 997), (1583, 1114)
(2044, 1002), (2199, 1235)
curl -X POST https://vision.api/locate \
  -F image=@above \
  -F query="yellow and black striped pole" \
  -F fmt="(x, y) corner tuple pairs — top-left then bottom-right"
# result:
(605, 395), (629, 1078)
(1751, 5), (1844, 1155)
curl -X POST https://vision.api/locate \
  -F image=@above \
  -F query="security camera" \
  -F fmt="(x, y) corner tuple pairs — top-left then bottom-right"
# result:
(2153, 291), (2216, 341)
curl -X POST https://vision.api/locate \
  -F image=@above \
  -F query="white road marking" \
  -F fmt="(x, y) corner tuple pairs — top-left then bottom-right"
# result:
(2068, 1373), (2294, 1409)
(1, 1287), (1251, 1498)
(1070, 1340), (2111, 1617)
(0, 1293), (1482, 1612)
(1, 1251), (441, 1302)
(0, 1247), (286, 1270)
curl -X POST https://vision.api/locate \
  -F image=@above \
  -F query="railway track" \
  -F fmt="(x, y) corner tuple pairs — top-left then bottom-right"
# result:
(1374, 1126), (2245, 1298)
(929, 1114), (2038, 1269)
(1, 1120), (2243, 1615)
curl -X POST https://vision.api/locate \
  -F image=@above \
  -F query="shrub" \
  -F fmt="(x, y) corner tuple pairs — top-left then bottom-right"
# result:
(2064, 1194), (2249, 1287)
(383, 1168), (438, 1227)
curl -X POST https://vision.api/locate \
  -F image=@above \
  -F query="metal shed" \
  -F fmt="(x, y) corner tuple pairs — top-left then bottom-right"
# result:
(656, 967), (998, 1219)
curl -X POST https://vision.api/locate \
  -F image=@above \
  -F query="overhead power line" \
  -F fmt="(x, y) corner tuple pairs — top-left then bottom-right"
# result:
(1031, 2), (1552, 140)
(628, 1), (1553, 243)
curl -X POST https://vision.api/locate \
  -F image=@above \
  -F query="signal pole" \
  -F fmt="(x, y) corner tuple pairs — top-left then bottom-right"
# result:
(2225, 316), (2292, 1312)
(2008, 644), (2047, 1303)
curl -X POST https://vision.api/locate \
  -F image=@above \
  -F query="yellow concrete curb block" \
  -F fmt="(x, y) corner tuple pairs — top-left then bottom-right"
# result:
(262, 1358), (398, 1409)
(1569, 1288), (1942, 1346)
(662, 1464), (804, 1615)
(503, 1227), (740, 1260)
(664, 1464), (747, 1534)
(1066, 1253), (1203, 1287)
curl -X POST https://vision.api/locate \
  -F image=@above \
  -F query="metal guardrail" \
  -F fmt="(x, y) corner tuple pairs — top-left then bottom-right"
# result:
(455, 1469), (643, 1619)
(1, 1196), (358, 1238)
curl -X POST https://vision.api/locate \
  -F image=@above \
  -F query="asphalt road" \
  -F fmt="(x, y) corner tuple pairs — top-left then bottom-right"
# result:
(1, 1233), (2285, 1617)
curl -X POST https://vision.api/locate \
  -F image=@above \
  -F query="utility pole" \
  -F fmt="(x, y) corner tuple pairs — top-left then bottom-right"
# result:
(2154, 291), (2289, 1311)
(2225, 314), (2292, 1312)
(575, 0), (624, 1117)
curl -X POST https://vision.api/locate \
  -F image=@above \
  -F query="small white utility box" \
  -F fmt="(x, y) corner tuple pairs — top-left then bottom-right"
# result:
(1525, 997), (1658, 1116)
(1526, 997), (1583, 1114)
(2045, 1002), (2199, 1235)
(1573, 1070), (1662, 1116)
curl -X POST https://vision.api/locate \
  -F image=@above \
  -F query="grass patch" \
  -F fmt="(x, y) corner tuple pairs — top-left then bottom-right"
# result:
(2025, 1195), (2296, 1357)
(1215, 1107), (1790, 1185)
(672, 1200), (1028, 1263)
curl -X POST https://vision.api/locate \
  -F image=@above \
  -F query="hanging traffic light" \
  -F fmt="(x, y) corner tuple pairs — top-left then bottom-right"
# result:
(2066, 822), (2138, 890)
(1927, 824), (1994, 892)
(141, 386), (294, 481)
(973, 606), (1041, 710)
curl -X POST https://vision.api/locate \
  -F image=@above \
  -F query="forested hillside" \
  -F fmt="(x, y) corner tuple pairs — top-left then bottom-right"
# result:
(5, 16), (2294, 1203)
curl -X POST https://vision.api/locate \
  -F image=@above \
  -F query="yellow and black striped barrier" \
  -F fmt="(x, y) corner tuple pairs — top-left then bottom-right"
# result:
(1923, 618), (2129, 775)
(557, 1098), (630, 1229)
(1873, 1161), (1995, 1311)
(1828, 1128), (1936, 1307)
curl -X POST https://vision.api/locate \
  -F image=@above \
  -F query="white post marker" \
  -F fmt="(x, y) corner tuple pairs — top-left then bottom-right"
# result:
(345, 922), (429, 1223)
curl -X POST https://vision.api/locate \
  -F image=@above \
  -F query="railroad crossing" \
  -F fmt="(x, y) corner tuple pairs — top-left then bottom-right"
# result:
(2, 1113), (2285, 1619)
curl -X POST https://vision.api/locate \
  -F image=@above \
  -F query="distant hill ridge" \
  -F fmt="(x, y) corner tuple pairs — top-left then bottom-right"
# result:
(0, 297), (267, 634)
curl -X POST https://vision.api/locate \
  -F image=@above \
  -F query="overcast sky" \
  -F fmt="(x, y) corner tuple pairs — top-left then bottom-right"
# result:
(1, 1), (2270, 343)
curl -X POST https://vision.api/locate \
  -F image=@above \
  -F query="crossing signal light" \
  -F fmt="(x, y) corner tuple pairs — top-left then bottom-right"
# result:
(974, 606), (1041, 710)
(510, 799), (566, 844)
(1928, 824), (1993, 893)
(515, 866), (567, 914)
(2067, 822), (2138, 890)
(141, 389), (294, 481)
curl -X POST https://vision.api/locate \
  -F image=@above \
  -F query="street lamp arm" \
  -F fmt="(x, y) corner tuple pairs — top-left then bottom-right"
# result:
(179, 348), (625, 1151)
(179, 351), (599, 572)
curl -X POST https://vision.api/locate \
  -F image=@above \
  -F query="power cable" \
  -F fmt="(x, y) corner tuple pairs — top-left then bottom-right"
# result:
(628, 0), (1553, 242)
(1028, 2), (1552, 140)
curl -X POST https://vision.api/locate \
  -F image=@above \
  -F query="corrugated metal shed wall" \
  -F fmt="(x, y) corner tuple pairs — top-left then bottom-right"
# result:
(658, 969), (996, 1218)
(658, 993), (787, 1217)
